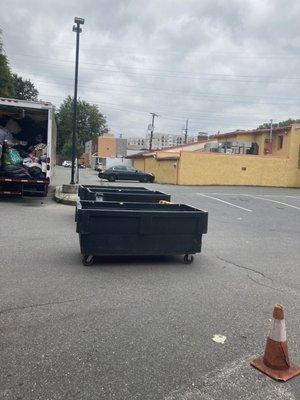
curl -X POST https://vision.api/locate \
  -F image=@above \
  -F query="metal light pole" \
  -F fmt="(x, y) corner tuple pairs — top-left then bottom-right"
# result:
(70, 17), (84, 185)
(149, 112), (158, 150)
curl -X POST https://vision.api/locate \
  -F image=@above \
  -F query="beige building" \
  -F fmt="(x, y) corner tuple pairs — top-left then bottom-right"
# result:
(129, 124), (300, 187)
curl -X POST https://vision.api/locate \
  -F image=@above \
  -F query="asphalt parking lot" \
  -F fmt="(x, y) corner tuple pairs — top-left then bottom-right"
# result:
(0, 167), (299, 400)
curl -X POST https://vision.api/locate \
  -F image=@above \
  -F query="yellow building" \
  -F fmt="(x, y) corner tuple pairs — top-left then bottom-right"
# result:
(130, 124), (300, 188)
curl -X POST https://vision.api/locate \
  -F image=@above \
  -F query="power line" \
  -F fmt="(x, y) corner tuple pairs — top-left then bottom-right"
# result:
(32, 80), (300, 107)
(31, 78), (300, 102)
(8, 53), (300, 82)
(39, 92), (292, 132)
(8, 46), (300, 60)
(39, 92), (298, 125)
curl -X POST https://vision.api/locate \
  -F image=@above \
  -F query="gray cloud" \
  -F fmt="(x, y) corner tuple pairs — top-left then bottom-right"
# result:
(1, 0), (300, 137)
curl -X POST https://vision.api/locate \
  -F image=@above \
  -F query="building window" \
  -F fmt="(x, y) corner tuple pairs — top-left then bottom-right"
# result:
(278, 135), (284, 150)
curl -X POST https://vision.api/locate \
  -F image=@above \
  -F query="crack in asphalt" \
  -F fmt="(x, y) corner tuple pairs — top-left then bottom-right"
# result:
(216, 256), (298, 296)
(247, 275), (285, 292)
(216, 256), (267, 278)
(0, 296), (92, 315)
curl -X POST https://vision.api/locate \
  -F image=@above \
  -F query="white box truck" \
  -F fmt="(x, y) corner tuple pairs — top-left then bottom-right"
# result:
(0, 97), (56, 197)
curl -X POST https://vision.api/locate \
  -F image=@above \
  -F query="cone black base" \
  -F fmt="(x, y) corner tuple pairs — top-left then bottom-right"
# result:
(251, 356), (300, 382)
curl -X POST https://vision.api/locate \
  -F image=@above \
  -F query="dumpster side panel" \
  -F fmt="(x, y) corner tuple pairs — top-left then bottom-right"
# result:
(79, 233), (202, 256)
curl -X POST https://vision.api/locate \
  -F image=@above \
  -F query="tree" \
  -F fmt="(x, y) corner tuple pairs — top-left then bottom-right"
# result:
(11, 73), (39, 101)
(0, 30), (13, 97)
(56, 95), (108, 158)
(258, 118), (300, 129)
(0, 30), (39, 100)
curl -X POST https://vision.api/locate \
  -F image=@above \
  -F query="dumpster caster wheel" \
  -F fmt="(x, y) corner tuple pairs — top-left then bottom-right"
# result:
(82, 255), (94, 266)
(184, 254), (194, 264)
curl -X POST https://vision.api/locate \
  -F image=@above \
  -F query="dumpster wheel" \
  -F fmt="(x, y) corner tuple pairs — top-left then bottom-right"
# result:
(82, 255), (95, 266)
(183, 254), (194, 264)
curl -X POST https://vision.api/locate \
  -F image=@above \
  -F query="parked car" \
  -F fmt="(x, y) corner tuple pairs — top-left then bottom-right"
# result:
(79, 164), (86, 169)
(62, 161), (72, 168)
(98, 165), (155, 182)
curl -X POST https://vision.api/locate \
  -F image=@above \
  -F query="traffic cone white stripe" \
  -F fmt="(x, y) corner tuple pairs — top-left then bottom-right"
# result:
(269, 319), (287, 342)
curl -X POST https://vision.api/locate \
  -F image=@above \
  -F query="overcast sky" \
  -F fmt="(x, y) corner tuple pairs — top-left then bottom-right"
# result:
(1, 0), (300, 138)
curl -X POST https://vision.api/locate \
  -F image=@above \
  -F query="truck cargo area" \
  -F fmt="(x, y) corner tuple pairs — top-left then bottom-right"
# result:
(0, 98), (56, 197)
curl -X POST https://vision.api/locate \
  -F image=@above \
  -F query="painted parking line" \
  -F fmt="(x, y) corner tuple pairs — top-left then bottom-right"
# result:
(202, 193), (300, 210)
(285, 195), (300, 200)
(196, 193), (253, 212)
(246, 195), (300, 210)
(207, 193), (300, 198)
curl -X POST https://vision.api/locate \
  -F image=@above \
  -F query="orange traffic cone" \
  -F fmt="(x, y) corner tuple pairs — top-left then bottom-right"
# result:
(251, 304), (300, 381)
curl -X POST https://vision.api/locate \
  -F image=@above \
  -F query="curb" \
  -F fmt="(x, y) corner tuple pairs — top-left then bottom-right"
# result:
(54, 186), (78, 206)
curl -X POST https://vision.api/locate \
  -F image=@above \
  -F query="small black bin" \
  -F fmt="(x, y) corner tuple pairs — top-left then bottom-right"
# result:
(76, 201), (208, 265)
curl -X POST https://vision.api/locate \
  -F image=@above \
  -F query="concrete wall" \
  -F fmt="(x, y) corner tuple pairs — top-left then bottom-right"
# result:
(288, 124), (300, 187)
(133, 157), (177, 184)
(147, 157), (178, 184)
(133, 158), (145, 171)
(178, 125), (300, 187)
(178, 152), (292, 186)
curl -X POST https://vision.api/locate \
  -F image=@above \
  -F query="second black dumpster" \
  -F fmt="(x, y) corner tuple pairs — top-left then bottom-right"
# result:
(79, 185), (171, 202)
(78, 185), (151, 200)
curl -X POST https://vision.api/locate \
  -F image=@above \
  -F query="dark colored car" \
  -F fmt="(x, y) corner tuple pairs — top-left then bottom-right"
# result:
(98, 165), (155, 182)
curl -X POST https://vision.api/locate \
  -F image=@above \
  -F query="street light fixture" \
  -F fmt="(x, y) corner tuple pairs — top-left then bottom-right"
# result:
(70, 17), (84, 185)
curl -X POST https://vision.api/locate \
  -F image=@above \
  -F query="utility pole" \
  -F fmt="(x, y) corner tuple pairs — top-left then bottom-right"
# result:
(70, 17), (84, 185)
(184, 119), (189, 144)
(149, 112), (158, 150)
(269, 119), (273, 154)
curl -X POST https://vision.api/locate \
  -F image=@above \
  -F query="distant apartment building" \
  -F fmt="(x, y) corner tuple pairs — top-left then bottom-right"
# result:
(127, 132), (200, 150)
(127, 137), (147, 150)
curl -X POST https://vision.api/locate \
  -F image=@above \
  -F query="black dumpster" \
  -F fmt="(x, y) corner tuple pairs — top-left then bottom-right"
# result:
(78, 185), (150, 200)
(96, 191), (170, 202)
(76, 201), (208, 265)
(79, 185), (171, 202)
(75, 185), (171, 222)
